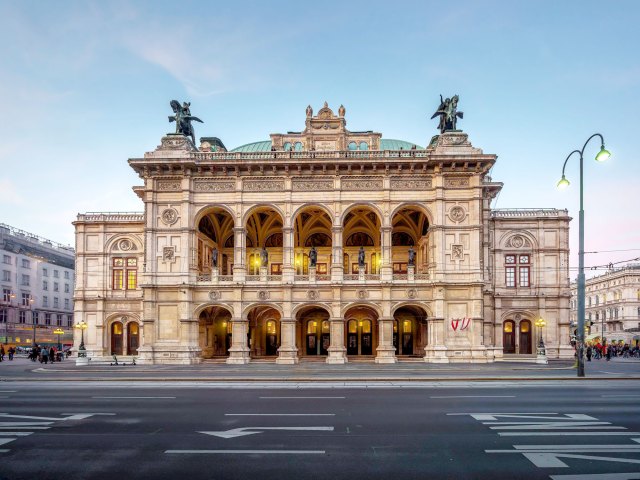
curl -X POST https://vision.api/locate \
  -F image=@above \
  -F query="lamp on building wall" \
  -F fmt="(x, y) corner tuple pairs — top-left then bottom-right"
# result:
(535, 317), (547, 364)
(74, 320), (88, 357)
(557, 134), (610, 378)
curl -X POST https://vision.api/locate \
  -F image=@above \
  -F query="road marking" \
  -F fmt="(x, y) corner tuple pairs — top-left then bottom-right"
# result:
(91, 396), (176, 399)
(0, 432), (33, 436)
(0, 397), (8, 399)
(225, 413), (335, 416)
(259, 396), (346, 399)
(165, 450), (326, 455)
(0, 449), (9, 453)
(499, 432), (640, 436)
(0, 426), (50, 430)
(435, 395), (519, 399)
(0, 391), (16, 393)
(0, 422), (53, 427)
(551, 473), (640, 479)
(200, 426), (334, 439)
(601, 395), (638, 398)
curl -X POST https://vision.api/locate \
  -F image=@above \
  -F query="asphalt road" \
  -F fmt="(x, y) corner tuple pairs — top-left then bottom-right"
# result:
(1, 381), (640, 480)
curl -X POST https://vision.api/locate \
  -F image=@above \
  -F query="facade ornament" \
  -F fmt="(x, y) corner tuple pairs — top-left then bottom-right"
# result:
(306, 105), (313, 117)
(208, 290), (221, 301)
(168, 100), (203, 145)
(408, 246), (416, 266)
(162, 246), (175, 261)
(356, 289), (369, 299)
(431, 94), (463, 133)
(307, 290), (319, 300)
(452, 245), (463, 260)
(119, 239), (133, 251)
(260, 248), (269, 267)
(449, 206), (465, 222)
(258, 290), (270, 301)
(338, 104), (345, 117)
(511, 235), (524, 248)
(161, 208), (179, 226)
(406, 288), (418, 299)
(358, 247), (365, 268)
(211, 247), (218, 268)
(309, 246), (317, 267)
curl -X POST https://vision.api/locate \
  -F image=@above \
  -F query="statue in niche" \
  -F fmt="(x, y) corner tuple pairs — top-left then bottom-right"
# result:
(169, 100), (203, 145)
(306, 105), (313, 117)
(309, 246), (318, 267)
(260, 247), (269, 267)
(212, 247), (218, 268)
(338, 104), (345, 117)
(430, 94), (463, 133)
(358, 246), (365, 268)
(408, 246), (416, 266)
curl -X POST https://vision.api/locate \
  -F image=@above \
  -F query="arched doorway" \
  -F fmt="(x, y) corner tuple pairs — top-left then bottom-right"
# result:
(127, 322), (139, 355)
(245, 207), (284, 276)
(246, 306), (281, 358)
(393, 306), (428, 356)
(111, 321), (123, 355)
(196, 207), (235, 276)
(293, 206), (333, 275)
(296, 307), (330, 357)
(344, 306), (377, 356)
(391, 206), (430, 275)
(519, 320), (532, 354)
(198, 306), (232, 358)
(503, 320), (515, 354)
(342, 207), (381, 274)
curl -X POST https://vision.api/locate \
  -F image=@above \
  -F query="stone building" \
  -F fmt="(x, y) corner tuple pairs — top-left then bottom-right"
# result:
(570, 264), (640, 345)
(72, 102), (573, 364)
(1, 223), (75, 348)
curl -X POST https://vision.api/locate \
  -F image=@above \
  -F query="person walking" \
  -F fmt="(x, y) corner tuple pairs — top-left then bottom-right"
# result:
(49, 346), (55, 363)
(586, 345), (592, 362)
(8, 346), (14, 361)
(41, 346), (49, 364)
(0, 344), (4, 362)
(605, 343), (612, 362)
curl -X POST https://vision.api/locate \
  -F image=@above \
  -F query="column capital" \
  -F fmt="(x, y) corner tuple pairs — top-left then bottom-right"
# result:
(233, 227), (246, 233)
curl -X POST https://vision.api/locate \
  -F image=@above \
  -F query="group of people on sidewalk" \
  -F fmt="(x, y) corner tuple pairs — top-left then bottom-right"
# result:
(28, 344), (65, 364)
(585, 342), (639, 361)
(0, 344), (16, 361)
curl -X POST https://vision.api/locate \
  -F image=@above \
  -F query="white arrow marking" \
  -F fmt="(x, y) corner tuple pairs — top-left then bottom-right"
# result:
(200, 426), (334, 439)
(0, 439), (16, 447)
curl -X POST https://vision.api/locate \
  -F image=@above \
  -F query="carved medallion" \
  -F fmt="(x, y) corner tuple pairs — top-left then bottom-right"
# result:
(407, 288), (418, 299)
(449, 206), (465, 223)
(307, 290), (319, 300)
(258, 290), (270, 300)
(163, 246), (175, 261)
(208, 290), (221, 301)
(119, 239), (133, 251)
(452, 244), (463, 260)
(356, 289), (369, 299)
(511, 235), (524, 248)
(161, 208), (179, 226)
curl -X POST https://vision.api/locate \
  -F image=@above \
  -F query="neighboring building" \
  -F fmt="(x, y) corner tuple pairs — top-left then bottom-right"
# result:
(0, 223), (75, 347)
(73, 102), (573, 364)
(570, 264), (640, 345)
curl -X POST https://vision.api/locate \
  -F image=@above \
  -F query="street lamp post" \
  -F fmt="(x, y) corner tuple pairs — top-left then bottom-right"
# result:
(74, 320), (88, 357)
(535, 317), (547, 364)
(53, 328), (64, 350)
(29, 296), (35, 346)
(557, 134), (610, 378)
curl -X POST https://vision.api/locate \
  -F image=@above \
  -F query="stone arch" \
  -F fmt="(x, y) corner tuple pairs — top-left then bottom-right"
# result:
(497, 230), (539, 250)
(242, 302), (284, 320)
(391, 301), (432, 317)
(242, 203), (286, 227)
(104, 234), (143, 252)
(342, 302), (383, 318)
(340, 203), (384, 227)
(291, 203), (335, 225)
(291, 302), (332, 319)
(390, 203), (434, 228)
(193, 204), (236, 228)
(194, 302), (235, 319)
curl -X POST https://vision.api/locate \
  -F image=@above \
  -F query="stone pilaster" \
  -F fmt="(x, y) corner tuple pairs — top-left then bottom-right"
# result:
(326, 317), (347, 364)
(375, 316), (397, 363)
(276, 318), (298, 364)
(227, 318), (250, 364)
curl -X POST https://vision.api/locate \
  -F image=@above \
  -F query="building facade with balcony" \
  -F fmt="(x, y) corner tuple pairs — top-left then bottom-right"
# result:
(72, 103), (573, 364)
(570, 264), (640, 345)
(0, 223), (75, 348)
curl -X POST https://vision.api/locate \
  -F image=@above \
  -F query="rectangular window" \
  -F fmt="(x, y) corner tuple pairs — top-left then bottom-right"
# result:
(22, 259), (30, 268)
(113, 257), (137, 290)
(54, 297), (59, 308)
(67, 315), (73, 327)
(19, 311), (26, 324)
(2, 270), (10, 282)
(22, 293), (30, 306)
(57, 314), (63, 326)
(43, 268), (48, 277)
(64, 271), (70, 279)
(0, 309), (6, 323)
(505, 255), (516, 264)
(64, 284), (69, 293)
(3, 289), (12, 302)
(3, 255), (10, 265)
(43, 296), (48, 307)
(32, 311), (38, 324)
(505, 267), (516, 287)
(43, 280), (48, 291)
(53, 282), (59, 292)
(45, 313), (51, 325)
(519, 266), (530, 287)
(64, 299), (70, 309)
(54, 270), (59, 278)
(21, 274), (30, 286)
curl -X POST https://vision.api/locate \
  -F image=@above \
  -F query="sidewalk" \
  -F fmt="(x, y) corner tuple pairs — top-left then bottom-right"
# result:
(1, 355), (638, 382)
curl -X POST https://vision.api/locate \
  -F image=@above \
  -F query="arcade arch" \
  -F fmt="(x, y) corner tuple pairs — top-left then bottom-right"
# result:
(342, 206), (382, 274)
(244, 206), (284, 275)
(393, 305), (429, 356)
(391, 205), (430, 274)
(344, 305), (379, 356)
(246, 305), (282, 357)
(198, 306), (232, 358)
(293, 206), (333, 275)
(295, 305), (331, 356)
(196, 207), (235, 275)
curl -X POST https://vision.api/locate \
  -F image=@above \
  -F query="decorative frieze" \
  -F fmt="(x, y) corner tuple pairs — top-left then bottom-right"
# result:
(293, 178), (334, 191)
(194, 180), (236, 192)
(445, 177), (470, 188)
(342, 177), (383, 190)
(156, 180), (181, 191)
(390, 176), (432, 190)
(244, 178), (285, 192)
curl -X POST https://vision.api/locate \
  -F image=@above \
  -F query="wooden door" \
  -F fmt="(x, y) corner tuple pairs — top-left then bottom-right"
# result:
(127, 322), (139, 355)
(111, 322), (123, 355)
(503, 320), (515, 354)
(519, 320), (532, 354)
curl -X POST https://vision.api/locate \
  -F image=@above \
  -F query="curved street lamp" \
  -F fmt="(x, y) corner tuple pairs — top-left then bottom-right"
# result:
(74, 320), (88, 358)
(558, 134), (610, 377)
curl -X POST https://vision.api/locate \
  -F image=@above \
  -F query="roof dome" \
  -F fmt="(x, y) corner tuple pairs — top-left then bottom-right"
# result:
(231, 138), (423, 152)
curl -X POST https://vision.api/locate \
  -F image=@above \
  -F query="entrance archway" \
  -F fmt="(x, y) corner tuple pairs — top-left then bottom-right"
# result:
(198, 306), (232, 358)
(519, 320), (532, 354)
(344, 306), (378, 356)
(246, 306), (281, 357)
(127, 322), (139, 355)
(111, 321), (123, 355)
(393, 305), (428, 356)
(296, 306), (330, 356)
(503, 320), (516, 354)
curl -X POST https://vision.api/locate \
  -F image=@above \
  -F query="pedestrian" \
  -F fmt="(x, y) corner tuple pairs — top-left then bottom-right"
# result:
(41, 346), (49, 364)
(8, 346), (14, 361)
(605, 344), (611, 362)
(0, 344), (4, 362)
(49, 346), (55, 363)
(586, 345), (592, 362)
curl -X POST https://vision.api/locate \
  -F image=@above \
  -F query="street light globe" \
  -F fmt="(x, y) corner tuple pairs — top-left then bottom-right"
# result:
(595, 146), (611, 162)
(556, 176), (570, 189)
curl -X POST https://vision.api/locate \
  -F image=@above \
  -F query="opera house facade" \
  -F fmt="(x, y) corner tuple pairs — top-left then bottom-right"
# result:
(72, 102), (573, 364)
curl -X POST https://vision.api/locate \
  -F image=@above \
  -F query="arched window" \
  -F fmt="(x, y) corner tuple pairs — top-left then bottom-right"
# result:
(588, 297), (592, 307)
(348, 142), (357, 151)
(294, 142), (303, 152)
(359, 141), (368, 151)
(595, 295), (599, 305)
(283, 142), (292, 151)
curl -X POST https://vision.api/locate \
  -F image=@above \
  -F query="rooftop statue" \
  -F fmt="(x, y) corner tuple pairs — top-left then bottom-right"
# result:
(431, 94), (464, 134)
(169, 100), (203, 145)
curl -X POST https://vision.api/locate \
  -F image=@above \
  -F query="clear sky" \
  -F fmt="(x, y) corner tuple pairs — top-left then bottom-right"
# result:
(1, 0), (638, 278)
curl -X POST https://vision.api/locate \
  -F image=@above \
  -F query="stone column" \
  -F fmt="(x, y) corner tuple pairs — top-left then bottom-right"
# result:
(227, 318), (250, 364)
(233, 227), (246, 283)
(380, 226), (392, 281)
(375, 316), (397, 363)
(424, 318), (449, 363)
(331, 226), (343, 282)
(276, 318), (298, 364)
(327, 317), (347, 364)
(282, 227), (294, 284)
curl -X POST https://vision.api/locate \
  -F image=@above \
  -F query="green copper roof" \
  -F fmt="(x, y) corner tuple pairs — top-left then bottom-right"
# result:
(231, 139), (423, 152)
